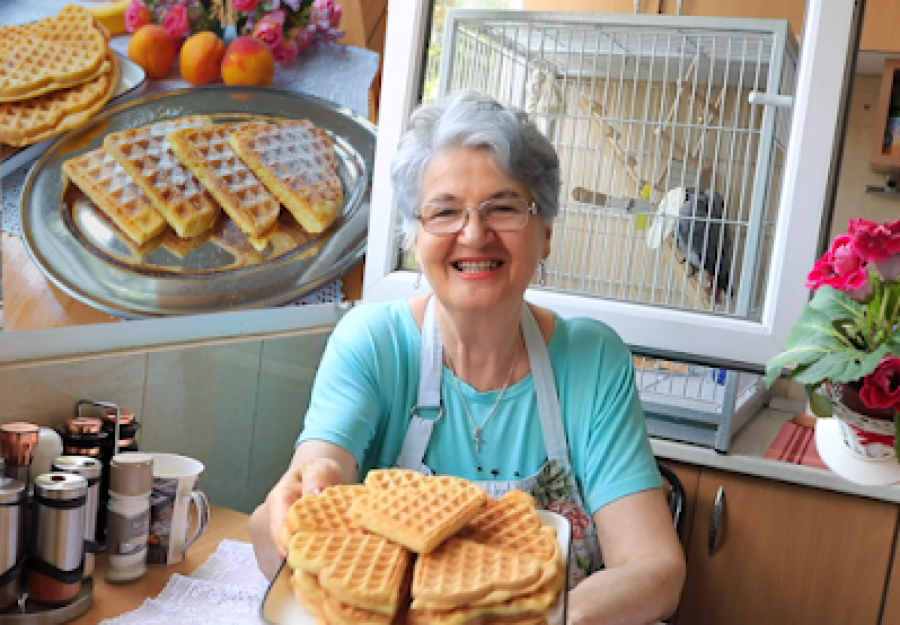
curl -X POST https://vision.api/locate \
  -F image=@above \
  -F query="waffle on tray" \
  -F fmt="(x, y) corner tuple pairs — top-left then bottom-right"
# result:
(167, 121), (282, 248)
(62, 147), (168, 245)
(103, 116), (221, 239)
(229, 120), (343, 234)
(283, 468), (565, 625)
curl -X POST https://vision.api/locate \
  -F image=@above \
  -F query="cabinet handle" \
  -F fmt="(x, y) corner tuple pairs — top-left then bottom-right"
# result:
(708, 486), (726, 556)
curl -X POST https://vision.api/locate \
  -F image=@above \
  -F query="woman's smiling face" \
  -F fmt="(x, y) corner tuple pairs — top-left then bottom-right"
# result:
(415, 146), (552, 315)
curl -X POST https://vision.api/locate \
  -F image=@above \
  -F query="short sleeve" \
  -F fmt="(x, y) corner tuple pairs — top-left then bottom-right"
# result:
(296, 305), (395, 466)
(561, 320), (662, 515)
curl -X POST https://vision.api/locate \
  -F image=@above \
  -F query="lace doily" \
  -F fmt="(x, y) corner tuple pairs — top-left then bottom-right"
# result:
(101, 540), (270, 625)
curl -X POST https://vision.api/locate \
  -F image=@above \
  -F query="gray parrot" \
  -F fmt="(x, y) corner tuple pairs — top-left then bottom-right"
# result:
(676, 188), (734, 301)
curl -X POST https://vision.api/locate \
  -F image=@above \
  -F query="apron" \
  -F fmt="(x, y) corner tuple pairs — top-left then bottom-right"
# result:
(395, 298), (603, 587)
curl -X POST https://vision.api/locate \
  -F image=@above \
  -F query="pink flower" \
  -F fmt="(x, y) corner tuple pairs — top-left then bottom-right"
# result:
(860, 357), (900, 411)
(232, 0), (260, 12)
(272, 38), (299, 65)
(311, 0), (342, 28)
(253, 10), (286, 49)
(806, 234), (871, 296)
(162, 4), (191, 40)
(849, 219), (896, 263)
(295, 26), (315, 53)
(124, 0), (152, 33)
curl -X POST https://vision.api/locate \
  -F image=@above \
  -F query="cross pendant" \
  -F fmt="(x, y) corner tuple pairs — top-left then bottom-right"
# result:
(473, 427), (484, 454)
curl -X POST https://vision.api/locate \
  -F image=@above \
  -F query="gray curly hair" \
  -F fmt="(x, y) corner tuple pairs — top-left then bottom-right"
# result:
(390, 91), (560, 249)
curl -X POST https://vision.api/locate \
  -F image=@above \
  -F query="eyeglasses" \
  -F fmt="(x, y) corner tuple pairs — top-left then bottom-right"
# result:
(417, 197), (538, 236)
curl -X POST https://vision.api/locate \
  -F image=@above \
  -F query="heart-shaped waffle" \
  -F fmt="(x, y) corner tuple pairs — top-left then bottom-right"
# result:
(412, 537), (542, 607)
(364, 467), (431, 490)
(350, 476), (487, 554)
(288, 531), (410, 615)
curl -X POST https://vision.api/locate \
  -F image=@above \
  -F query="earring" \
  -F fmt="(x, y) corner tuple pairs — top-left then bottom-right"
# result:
(539, 260), (547, 287)
(414, 269), (423, 289)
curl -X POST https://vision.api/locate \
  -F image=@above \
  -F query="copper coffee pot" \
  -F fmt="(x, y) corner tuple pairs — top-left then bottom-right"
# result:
(0, 422), (40, 485)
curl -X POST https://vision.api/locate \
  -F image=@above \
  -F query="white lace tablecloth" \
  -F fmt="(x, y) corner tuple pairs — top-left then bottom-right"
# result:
(1, 0), (380, 307)
(100, 540), (271, 624)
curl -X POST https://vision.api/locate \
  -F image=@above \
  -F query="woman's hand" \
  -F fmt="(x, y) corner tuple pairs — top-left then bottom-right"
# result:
(267, 456), (347, 554)
(249, 441), (358, 579)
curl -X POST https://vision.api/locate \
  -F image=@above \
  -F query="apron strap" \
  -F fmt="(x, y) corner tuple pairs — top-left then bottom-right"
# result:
(395, 297), (443, 471)
(521, 306), (570, 465)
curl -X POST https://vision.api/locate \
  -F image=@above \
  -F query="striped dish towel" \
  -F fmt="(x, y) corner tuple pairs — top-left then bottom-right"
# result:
(765, 421), (829, 469)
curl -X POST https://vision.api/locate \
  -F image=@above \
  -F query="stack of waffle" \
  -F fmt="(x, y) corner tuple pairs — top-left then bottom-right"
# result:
(62, 117), (343, 263)
(283, 469), (565, 625)
(0, 5), (119, 147)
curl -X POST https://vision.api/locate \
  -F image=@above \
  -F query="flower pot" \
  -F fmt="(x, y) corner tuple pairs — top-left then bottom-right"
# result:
(825, 382), (896, 461)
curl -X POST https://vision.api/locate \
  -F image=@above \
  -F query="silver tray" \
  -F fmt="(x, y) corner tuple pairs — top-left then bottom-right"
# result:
(20, 87), (375, 318)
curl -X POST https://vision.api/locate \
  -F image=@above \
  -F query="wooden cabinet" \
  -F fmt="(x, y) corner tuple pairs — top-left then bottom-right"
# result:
(881, 522), (900, 623)
(339, 0), (387, 122)
(860, 2), (900, 53)
(676, 468), (898, 625)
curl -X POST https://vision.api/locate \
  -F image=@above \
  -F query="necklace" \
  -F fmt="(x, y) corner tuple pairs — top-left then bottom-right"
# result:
(445, 336), (522, 454)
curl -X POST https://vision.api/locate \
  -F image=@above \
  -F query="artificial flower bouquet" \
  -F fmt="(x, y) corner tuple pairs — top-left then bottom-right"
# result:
(126, 0), (343, 65)
(766, 218), (900, 460)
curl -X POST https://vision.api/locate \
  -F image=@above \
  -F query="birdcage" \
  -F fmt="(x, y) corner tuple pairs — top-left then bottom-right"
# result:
(431, 10), (796, 450)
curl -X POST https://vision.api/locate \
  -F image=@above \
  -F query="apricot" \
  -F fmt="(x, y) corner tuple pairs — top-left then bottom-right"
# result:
(221, 36), (275, 87)
(180, 31), (226, 86)
(127, 25), (176, 79)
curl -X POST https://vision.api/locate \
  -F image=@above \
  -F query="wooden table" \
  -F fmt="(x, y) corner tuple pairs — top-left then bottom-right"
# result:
(2, 233), (364, 331)
(68, 505), (251, 624)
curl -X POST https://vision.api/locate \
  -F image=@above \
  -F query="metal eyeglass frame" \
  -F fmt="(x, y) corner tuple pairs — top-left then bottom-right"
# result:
(417, 199), (539, 235)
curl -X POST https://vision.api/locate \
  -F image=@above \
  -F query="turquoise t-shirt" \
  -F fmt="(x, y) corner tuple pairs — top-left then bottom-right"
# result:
(297, 300), (661, 515)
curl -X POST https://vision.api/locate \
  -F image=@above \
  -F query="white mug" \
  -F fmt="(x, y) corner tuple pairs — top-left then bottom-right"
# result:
(144, 453), (210, 566)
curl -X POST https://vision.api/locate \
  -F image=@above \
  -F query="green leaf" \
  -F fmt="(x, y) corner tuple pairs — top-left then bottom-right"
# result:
(806, 386), (833, 418)
(887, 339), (900, 357)
(792, 344), (890, 385)
(765, 306), (843, 386)
(808, 286), (865, 321)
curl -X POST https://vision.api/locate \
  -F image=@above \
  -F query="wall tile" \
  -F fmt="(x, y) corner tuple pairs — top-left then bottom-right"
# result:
(141, 341), (263, 512)
(245, 331), (332, 511)
(0, 355), (146, 428)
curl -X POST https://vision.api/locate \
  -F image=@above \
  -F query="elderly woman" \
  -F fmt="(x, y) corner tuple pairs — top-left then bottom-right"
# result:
(249, 91), (685, 624)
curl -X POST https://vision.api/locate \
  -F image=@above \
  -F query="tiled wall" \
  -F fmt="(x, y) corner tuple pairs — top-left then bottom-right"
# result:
(0, 331), (331, 514)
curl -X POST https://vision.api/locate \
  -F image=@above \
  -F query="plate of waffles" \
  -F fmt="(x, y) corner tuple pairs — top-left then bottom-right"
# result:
(261, 470), (570, 625)
(19, 86), (374, 318)
(1, 3), (149, 177)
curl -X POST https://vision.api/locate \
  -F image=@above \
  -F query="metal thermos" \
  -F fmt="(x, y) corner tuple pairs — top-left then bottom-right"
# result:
(28, 473), (88, 606)
(52, 457), (103, 577)
(0, 478), (26, 610)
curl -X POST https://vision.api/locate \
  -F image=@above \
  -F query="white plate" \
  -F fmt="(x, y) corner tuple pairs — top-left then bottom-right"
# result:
(0, 51), (148, 177)
(260, 509), (571, 624)
(815, 418), (900, 486)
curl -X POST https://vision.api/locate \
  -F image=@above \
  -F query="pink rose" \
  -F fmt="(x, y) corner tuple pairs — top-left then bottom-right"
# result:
(806, 234), (871, 296)
(124, 0), (152, 33)
(231, 0), (260, 12)
(860, 357), (900, 411)
(253, 10), (286, 49)
(162, 4), (191, 40)
(272, 38), (299, 65)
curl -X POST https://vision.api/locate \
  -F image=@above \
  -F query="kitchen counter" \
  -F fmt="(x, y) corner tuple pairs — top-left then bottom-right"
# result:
(68, 504), (251, 624)
(651, 405), (900, 504)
